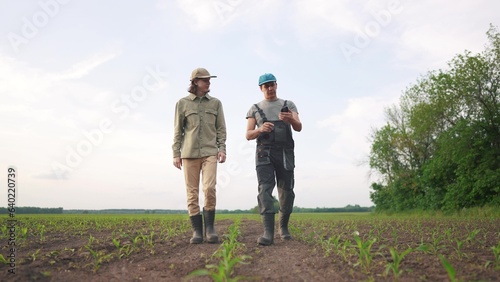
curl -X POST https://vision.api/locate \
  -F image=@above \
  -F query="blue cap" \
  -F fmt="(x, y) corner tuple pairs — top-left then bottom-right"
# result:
(258, 73), (277, 86)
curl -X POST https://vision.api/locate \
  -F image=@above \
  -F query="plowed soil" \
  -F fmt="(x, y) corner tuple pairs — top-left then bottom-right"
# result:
(2, 217), (499, 281)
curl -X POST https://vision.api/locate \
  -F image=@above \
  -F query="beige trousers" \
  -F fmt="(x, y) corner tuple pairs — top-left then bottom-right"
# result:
(183, 156), (217, 216)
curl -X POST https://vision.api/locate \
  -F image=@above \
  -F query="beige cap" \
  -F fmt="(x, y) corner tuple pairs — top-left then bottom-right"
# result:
(190, 68), (217, 80)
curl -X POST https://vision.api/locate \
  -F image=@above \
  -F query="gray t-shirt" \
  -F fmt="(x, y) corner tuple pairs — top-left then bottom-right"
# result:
(246, 98), (298, 126)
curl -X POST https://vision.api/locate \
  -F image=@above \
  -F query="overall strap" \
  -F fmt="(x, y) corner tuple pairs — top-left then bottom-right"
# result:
(254, 103), (268, 124)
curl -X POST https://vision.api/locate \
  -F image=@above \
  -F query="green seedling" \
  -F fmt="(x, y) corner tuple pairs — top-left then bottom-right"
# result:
(20, 227), (28, 240)
(146, 231), (155, 253)
(391, 228), (399, 245)
(353, 233), (377, 273)
(39, 224), (46, 242)
(0, 225), (8, 238)
(322, 235), (341, 257)
(123, 244), (134, 257)
(132, 234), (142, 248)
(112, 238), (120, 249)
(453, 238), (468, 260)
(85, 246), (113, 273)
(47, 250), (60, 258)
(64, 248), (75, 255)
(439, 254), (457, 282)
(485, 241), (500, 269)
(428, 231), (445, 254)
(465, 229), (481, 243)
(384, 246), (413, 279)
(0, 254), (8, 264)
(186, 220), (251, 282)
(339, 239), (352, 262)
(88, 234), (95, 246)
(30, 248), (41, 262)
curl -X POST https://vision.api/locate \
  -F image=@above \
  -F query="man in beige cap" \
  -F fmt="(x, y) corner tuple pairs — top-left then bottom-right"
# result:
(172, 67), (227, 244)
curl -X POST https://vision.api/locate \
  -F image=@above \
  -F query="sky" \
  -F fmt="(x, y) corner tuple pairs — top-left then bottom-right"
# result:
(1, 0), (498, 211)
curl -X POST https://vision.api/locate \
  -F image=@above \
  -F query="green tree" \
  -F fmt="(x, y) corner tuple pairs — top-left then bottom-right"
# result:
(369, 25), (500, 212)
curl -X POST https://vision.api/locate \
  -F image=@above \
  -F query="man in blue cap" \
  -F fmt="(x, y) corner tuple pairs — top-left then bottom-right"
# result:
(246, 73), (302, 245)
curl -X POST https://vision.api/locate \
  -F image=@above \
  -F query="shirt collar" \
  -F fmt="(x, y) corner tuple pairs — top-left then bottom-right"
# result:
(188, 93), (212, 100)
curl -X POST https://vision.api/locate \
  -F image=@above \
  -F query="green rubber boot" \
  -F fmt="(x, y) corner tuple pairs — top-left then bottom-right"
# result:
(203, 209), (219, 244)
(257, 213), (275, 246)
(189, 214), (203, 244)
(279, 212), (292, 240)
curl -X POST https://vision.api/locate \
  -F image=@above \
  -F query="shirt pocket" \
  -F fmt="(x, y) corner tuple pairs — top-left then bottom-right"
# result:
(185, 110), (199, 128)
(205, 109), (218, 125)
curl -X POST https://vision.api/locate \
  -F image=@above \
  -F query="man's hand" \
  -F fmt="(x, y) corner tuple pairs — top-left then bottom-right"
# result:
(173, 157), (182, 170)
(259, 122), (274, 133)
(279, 111), (302, 132)
(217, 152), (226, 163)
(279, 111), (294, 123)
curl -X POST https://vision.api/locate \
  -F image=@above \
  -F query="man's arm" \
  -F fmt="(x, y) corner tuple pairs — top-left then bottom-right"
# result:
(279, 111), (302, 132)
(172, 102), (183, 169)
(246, 118), (259, 140)
(216, 101), (227, 163)
(216, 101), (227, 154)
(246, 117), (274, 140)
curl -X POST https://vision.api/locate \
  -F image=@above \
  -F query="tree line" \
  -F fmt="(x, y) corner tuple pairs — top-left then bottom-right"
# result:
(369, 25), (500, 212)
(1, 205), (373, 215)
(0, 206), (63, 214)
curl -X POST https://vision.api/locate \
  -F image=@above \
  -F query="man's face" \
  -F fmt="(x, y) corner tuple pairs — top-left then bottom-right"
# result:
(260, 81), (277, 100)
(195, 78), (211, 94)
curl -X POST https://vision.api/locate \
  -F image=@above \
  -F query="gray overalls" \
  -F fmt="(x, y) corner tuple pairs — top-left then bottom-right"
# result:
(254, 101), (296, 215)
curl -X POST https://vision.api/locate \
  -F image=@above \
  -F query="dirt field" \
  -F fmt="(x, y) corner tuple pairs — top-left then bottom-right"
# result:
(2, 216), (499, 281)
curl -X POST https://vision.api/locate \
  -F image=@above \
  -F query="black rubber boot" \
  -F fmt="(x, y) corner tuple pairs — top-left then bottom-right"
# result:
(279, 212), (292, 240)
(257, 213), (275, 246)
(203, 209), (219, 243)
(189, 214), (203, 244)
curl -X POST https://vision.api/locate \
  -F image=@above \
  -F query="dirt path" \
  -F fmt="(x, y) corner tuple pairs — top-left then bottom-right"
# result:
(232, 219), (342, 281)
(87, 219), (343, 281)
(6, 218), (345, 281)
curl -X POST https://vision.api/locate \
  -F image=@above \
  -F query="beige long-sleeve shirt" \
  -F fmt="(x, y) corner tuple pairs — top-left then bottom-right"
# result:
(172, 93), (226, 158)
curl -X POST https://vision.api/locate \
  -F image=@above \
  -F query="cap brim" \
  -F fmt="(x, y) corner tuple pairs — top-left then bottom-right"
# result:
(196, 75), (217, 78)
(259, 79), (276, 86)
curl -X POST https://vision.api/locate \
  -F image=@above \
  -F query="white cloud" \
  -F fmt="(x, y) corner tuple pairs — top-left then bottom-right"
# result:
(175, 0), (226, 30)
(55, 50), (121, 81)
(0, 56), (48, 102)
(318, 95), (396, 162)
(175, 0), (285, 31)
(293, 0), (362, 35)
(246, 36), (281, 63)
(395, 24), (483, 71)
(392, 0), (497, 71)
(0, 49), (120, 104)
(290, 0), (405, 51)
